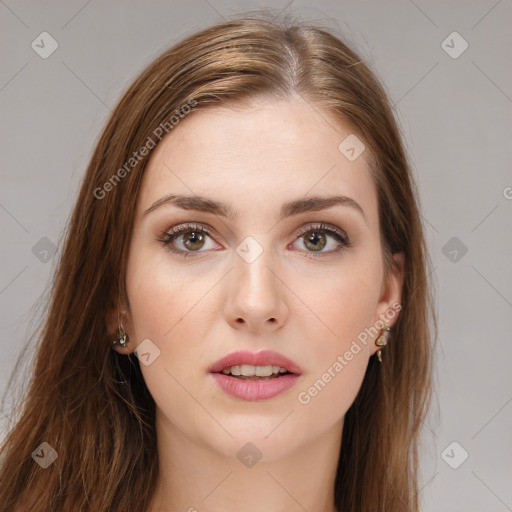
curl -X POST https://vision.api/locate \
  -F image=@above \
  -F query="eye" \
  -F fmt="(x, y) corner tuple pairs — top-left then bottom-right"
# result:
(158, 222), (352, 258)
(291, 223), (352, 257)
(158, 223), (219, 258)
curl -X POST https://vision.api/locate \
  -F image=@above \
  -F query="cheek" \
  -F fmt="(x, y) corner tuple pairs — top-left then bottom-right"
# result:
(124, 254), (216, 440)
(292, 259), (382, 417)
(296, 348), (369, 429)
(124, 248), (224, 395)
(294, 278), (377, 414)
(303, 260), (382, 349)
(125, 244), (211, 341)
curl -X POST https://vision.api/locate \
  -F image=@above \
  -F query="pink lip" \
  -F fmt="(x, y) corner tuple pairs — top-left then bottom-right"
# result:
(208, 350), (302, 374)
(208, 350), (303, 402)
(210, 373), (300, 401)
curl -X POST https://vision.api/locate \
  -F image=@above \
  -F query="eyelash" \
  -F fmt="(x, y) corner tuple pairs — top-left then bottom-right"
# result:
(157, 222), (352, 259)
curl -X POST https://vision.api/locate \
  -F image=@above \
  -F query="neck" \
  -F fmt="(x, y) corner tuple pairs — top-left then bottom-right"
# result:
(147, 408), (342, 512)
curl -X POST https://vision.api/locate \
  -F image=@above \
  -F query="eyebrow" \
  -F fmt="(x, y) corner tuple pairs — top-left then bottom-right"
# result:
(143, 193), (366, 222)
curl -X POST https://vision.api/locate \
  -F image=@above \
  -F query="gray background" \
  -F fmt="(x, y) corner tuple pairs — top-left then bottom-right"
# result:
(1, 1), (511, 510)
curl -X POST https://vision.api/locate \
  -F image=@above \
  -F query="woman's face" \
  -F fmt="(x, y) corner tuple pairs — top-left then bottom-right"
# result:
(111, 97), (403, 460)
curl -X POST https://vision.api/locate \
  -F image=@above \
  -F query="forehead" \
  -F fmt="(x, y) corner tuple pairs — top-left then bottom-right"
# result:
(136, 97), (378, 224)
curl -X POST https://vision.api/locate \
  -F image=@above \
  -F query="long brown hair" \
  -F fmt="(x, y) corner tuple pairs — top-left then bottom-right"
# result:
(0, 13), (435, 511)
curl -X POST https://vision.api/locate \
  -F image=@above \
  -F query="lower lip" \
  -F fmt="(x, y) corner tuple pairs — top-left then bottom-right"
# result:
(210, 373), (301, 401)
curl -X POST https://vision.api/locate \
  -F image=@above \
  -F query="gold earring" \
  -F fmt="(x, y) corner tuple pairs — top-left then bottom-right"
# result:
(375, 325), (391, 363)
(112, 325), (128, 347)
(112, 303), (128, 348)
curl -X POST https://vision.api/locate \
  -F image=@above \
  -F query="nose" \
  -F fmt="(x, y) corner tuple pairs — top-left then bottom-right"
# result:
(224, 246), (289, 333)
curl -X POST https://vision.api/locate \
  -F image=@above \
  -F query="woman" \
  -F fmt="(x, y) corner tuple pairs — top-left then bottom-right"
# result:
(0, 13), (435, 512)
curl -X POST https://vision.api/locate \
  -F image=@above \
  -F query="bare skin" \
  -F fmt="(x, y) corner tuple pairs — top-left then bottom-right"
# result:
(109, 95), (404, 512)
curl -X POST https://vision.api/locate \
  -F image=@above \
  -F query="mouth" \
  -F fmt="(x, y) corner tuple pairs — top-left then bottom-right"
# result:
(208, 350), (302, 401)
(218, 364), (292, 380)
(209, 349), (302, 377)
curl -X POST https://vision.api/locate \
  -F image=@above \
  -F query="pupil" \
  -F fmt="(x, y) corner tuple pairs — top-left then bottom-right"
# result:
(305, 231), (326, 251)
(185, 231), (204, 250)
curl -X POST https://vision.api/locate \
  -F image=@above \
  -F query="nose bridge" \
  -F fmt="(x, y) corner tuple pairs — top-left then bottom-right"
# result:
(235, 239), (278, 304)
(226, 236), (287, 330)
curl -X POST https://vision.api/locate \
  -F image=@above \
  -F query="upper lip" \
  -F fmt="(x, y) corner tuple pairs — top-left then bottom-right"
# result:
(209, 350), (302, 375)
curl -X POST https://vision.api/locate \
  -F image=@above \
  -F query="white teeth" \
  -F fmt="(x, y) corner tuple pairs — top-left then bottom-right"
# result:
(221, 365), (289, 376)
(241, 364), (256, 376)
(255, 365), (273, 377)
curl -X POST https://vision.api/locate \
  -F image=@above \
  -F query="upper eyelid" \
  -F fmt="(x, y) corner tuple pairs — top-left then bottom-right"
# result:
(295, 222), (348, 237)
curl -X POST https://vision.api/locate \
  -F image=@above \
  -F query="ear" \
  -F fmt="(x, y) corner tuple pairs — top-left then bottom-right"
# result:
(369, 252), (404, 355)
(106, 299), (134, 355)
